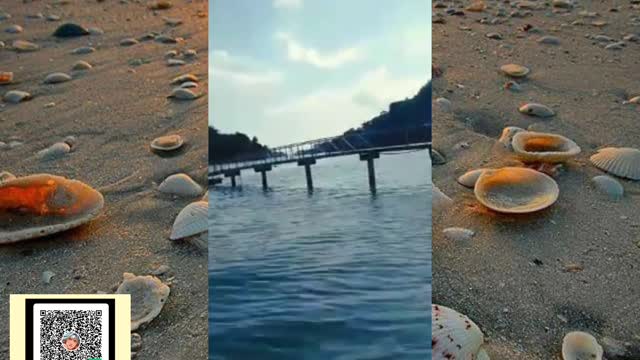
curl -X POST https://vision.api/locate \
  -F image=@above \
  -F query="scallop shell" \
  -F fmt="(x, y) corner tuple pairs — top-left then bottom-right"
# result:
(72, 60), (93, 71)
(589, 147), (640, 180)
(37, 142), (71, 161)
(170, 200), (207, 240)
(158, 173), (203, 197)
(116, 273), (170, 331)
(171, 74), (198, 84)
(168, 88), (202, 100)
(562, 331), (603, 360)
(44, 72), (72, 84)
(432, 304), (490, 360)
(519, 103), (555, 118)
(457, 169), (489, 188)
(500, 64), (530, 78)
(474, 167), (559, 213)
(512, 131), (581, 163)
(433, 185), (453, 212)
(3, 90), (32, 104)
(12, 40), (39, 52)
(443, 227), (475, 241)
(150, 134), (184, 151)
(498, 126), (525, 150)
(591, 175), (623, 199)
(0, 174), (104, 244)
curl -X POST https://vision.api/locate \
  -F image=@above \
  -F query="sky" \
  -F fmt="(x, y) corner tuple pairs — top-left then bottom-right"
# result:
(209, 0), (431, 146)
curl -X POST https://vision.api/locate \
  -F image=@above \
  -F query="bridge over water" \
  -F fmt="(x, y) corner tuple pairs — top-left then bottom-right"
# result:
(209, 124), (432, 193)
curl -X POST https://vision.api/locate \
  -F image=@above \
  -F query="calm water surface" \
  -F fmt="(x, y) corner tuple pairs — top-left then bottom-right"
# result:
(209, 151), (432, 360)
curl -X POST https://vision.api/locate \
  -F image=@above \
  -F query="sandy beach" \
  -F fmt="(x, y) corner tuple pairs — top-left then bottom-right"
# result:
(0, 0), (208, 358)
(432, 0), (640, 358)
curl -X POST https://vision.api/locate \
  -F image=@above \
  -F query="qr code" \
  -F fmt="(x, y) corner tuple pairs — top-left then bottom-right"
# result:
(39, 310), (102, 360)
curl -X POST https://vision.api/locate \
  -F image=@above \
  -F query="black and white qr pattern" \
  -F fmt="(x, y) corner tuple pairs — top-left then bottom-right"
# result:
(39, 310), (102, 360)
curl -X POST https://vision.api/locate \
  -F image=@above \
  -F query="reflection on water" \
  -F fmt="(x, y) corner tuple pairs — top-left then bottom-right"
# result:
(209, 151), (432, 360)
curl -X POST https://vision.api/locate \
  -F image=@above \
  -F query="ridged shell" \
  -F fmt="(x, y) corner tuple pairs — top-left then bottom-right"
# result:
(170, 200), (207, 240)
(37, 142), (71, 160)
(0, 174), (104, 243)
(44, 72), (72, 84)
(512, 131), (581, 163)
(589, 147), (640, 180)
(519, 103), (555, 117)
(591, 175), (624, 199)
(158, 173), (202, 197)
(151, 134), (184, 151)
(433, 185), (453, 212)
(498, 126), (525, 150)
(474, 167), (559, 213)
(12, 40), (39, 52)
(116, 273), (170, 331)
(432, 304), (490, 360)
(3, 90), (32, 103)
(443, 227), (475, 241)
(168, 88), (202, 100)
(562, 331), (603, 360)
(500, 64), (530, 77)
(457, 169), (488, 188)
(171, 73), (198, 84)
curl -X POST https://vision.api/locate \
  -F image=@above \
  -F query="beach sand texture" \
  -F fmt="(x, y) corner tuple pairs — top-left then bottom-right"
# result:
(0, 1), (208, 358)
(433, 0), (640, 359)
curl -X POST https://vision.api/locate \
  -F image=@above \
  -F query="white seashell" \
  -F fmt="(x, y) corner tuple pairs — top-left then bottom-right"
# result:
(120, 38), (139, 46)
(519, 103), (555, 118)
(150, 134), (183, 151)
(171, 73), (198, 84)
(457, 169), (488, 188)
(498, 126), (525, 150)
(88, 27), (104, 35)
(180, 81), (198, 89)
(167, 59), (185, 66)
(168, 88), (202, 100)
(443, 227), (475, 241)
(165, 50), (179, 58)
(432, 304), (490, 360)
(512, 131), (581, 163)
(3, 90), (32, 104)
(72, 60), (93, 71)
(163, 17), (183, 26)
(591, 175), (623, 199)
(183, 49), (197, 58)
(562, 331), (603, 360)
(475, 167), (560, 213)
(5, 24), (23, 34)
(589, 147), (640, 180)
(158, 173), (203, 197)
(435, 97), (452, 113)
(12, 40), (39, 52)
(44, 72), (72, 84)
(433, 185), (454, 212)
(500, 64), (530, 77)
(71, 46), (95, 54)
(37, 142), (71, 161)
(155, 34), (177, 44)
(116, 273), (170, 331)
(0, 171), (16, 183)
(170, 200), (207, 240)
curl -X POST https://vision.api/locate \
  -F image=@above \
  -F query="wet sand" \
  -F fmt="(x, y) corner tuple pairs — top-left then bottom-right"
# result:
(0, 1), (208, 358)
(432, 0), (640, 359)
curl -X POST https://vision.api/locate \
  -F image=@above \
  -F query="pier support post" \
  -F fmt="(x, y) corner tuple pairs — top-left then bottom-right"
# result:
(359, 152), (380, 194)
(223, 169), (241, 188)
(297, 158), (316, 192)
(254, 164), (273, 190)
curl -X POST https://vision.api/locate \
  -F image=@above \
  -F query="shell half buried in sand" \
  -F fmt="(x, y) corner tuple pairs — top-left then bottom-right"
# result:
(512, 131), (581, 163)
(0, 174), (104, 244)
(170, 200), (207, 250)
(116, 273), (170, 331)
(150, 134), (184, 151)
(474, 167), (559, 213)
(589, 147), (640, 180)
(518, 103), (555, 118)
(562, 331), (603, 360)
(500, 63), (530, 77)
(432, 304), (490, 360)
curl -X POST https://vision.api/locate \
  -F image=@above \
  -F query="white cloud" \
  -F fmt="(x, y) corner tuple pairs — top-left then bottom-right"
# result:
(210, 50), (283, 86)
(273, 0), (302, 10)
(275, 32), (363, 69)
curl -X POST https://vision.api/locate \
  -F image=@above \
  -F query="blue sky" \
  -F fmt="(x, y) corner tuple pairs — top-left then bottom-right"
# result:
(209, 0), (431, 146)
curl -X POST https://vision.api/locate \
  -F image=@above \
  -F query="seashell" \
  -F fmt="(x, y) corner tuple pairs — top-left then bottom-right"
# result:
(162, 17), (183, 26)
(116, 273), (170, 331)
(466, 1), (486, 12)
(443, 227), (475, 241)
(165, 50), (179, 58)
(158, 173), (203, 197)
(150, 134), (184, 151)
(63, 135), (78, 149)
(500, 64), (530, 78)
(71, 46), (95, 54)
(537, 35), (561, 45)
(183, 49), (197, 58)
(457, 169), (488, 188)
(167, 59), (185, 66)
(433, 185), (453, 212)
(435, 97), (452, 113)
(552, 0), (573, 9)
(591, 175), (623, 199)
(170, 200), (207, 250)
(139, 32), (157, 41)
(180, 81), (198, 89)
(605, 42), (625, 50)
(432, 304), (490, 360)
(622, 96), (640, 105)
(44, 72), (72, 84)
(562, 331), (603, 360)
(46, 14), (61, 21)
(12, 40), (39, 52)
(155, 34), (177, 44)
(72, 60), (92, 71)
(0, 174), (104, 244)
(498, 126), (525, 150)
(431, 148), (446, 165)
(589, 147), (640, 180)
(53, 23), (89, 37)
(202, 190), (209, 202)
(0, 12), (11, 21)
(512, 131), (581, 163)
(88, 27), (104, 35)
(37, 142), (71, 161)
(120, 38), (139, 46)
(168, 88), (202, 100)
(171, 73), (198, 84)
(5, 24), (23, 34)
(519, 103), (555, 118)
(3, 90), (32, 104)
(0, 71), (14, 85)
(475, 167), (559, 213)
(0, 171), (16, 183)
(148, 0), (173, 10)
